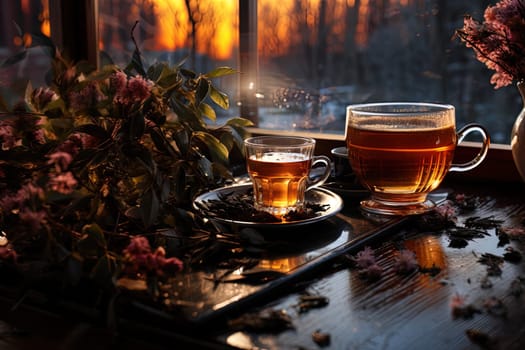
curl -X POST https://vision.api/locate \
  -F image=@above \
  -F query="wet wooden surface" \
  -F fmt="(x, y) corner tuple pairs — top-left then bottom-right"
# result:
(1, 180), (525, 350)
(214, 180), (525, 349)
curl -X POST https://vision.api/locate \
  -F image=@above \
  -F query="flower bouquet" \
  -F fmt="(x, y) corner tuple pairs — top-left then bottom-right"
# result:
(0, 27), (253, 315)
(455, 0), (525, 88)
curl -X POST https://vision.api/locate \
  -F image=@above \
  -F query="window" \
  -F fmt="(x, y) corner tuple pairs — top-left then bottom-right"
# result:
(1, 0), (521, 146)
(0, 0), (51, 106)
(254, 0), (521, 144)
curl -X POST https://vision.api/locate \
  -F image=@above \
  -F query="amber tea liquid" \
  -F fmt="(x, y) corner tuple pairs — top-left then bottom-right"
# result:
(247, 152), (311, 214)
(346, 124), (456, 204)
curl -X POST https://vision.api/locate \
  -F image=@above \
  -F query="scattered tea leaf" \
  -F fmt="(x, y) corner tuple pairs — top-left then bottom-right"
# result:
(197, 188), (329, 223)
(296, 293), (330, 313)
(419, 263), (442, 277)
(464, 216), (503, 230)
(478, 253), (504, 276)
(312, 329), (331, 347)
(466, 329), (495, 348)
(503, 247), (522, 263)
(509, 277), (525, 297)
(228, 309), (294, 333)
(482, 296), (507, 318)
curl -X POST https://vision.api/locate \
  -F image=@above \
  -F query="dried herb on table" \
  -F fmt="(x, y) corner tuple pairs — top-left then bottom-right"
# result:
(450, 293), (481, 319)
(477, 253), (504, 276)
(466, 329), (496, 348)
(464, 216), (503, 230)
(295, 293), (330, 313)
(197, 188), (330, 223)
(312, 329), (331, 347)
(447, 227), (491, 248)
(227, 309), (294, 333)
(503, 247), (522, 263)
(419, 263), (442, 277)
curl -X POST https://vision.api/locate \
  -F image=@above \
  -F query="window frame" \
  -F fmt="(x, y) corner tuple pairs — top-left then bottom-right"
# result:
(47, 0), (521, 183)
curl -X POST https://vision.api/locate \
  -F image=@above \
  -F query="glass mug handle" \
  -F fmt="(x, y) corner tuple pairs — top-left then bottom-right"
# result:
(306, 155), (332, 190)
(449, 123), (490, 172)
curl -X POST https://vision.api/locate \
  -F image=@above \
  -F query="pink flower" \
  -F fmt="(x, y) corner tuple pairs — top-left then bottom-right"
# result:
(362, 263), (383, 280)
(47, 172), (78, 194)
(351, 246), (384, 280)
(456, 0), (525, 88)
(113, 73), (153, 106)
(122, 236), (183, 278)
(68, 81), (105, 111)
(47, 151), (73, 172)
(0, 123), (18, 150)
(110, 71), (127, 93)
(434, 201), (457, 221)
(127, 75), (153, 101)
(499, 225), (525, 238)
(0, 245), (17, 263)
(19, 208), (47, 232)
(450, 292), (467, 309)
(0, 183), (44, 212)
(353, 246), (376, 268)
(393, 249), (418, 274)
(31, 86), (58, 110)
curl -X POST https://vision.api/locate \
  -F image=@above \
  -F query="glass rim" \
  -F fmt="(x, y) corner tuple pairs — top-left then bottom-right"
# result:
(244, 135), (316, 147)
(347, 102), (454, 116)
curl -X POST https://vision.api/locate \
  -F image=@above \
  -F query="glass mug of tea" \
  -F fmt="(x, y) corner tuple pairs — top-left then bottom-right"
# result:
(244, 136), (332, 217)
(346, 102), (490, 216)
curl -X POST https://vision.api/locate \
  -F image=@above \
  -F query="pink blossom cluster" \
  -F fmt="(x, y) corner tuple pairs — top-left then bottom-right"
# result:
(434, 200), (458, 221)
(352, 246), (383, 280)
(0, 182), (46, 232)
(393, 249), (419, 274)
(110, 71), (153, 107)
(46, 150), (77, 194)
(68, 81), (105, 111)
(31, 87), (58, 110)
(121, 236), (183, 278)
(0, 114), (45, 150)
(457, 0), (525, 88)
(0, 245), (17, 263)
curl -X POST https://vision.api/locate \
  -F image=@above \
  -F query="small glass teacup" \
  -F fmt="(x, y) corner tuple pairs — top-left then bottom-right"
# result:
(244, 136), (331, 217)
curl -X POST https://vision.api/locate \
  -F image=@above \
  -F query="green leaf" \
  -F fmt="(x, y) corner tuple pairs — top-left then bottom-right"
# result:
(180, 68), (197, 79)
(212, 162), (234, 181)
(77, 223), (107, 257)
(195, 78), (210, 105)
(1, 50), (27, 67)
(226, 117), (254, 128)
(0, 94), (8, 111)
(206, 66), (237, 78)
(66, 253), (84, 286)
(129, 112), (146, 140)
(149, 127), (177, 157)
(193, 131), (229, 164)
(30, 32), (56, 57)
(13, 21), (23, 37)
(90, 254), (117, 287)
(199, 102), (217, 121)
(196, 155), (214, 181)
(209, 85), (229, 110)
(141, 187), (160, 228)
(74, 123), (111, 141)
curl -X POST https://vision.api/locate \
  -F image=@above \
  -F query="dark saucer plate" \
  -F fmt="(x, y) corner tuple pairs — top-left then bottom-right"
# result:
(322, 181), (369, 199)
(193, 183), (343, 228)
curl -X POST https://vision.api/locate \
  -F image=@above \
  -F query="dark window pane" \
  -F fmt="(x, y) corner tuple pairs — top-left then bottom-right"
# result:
(0, 0), (51, 107)
(257, 0), (521, 144)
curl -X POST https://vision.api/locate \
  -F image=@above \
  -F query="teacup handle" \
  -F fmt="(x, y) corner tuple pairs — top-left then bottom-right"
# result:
(307, 155), (332, 190)
(449, 123), (490, 172)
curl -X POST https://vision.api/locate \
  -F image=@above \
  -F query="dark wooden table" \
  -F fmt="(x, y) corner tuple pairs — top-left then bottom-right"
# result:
(2, 179), (525, 350)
